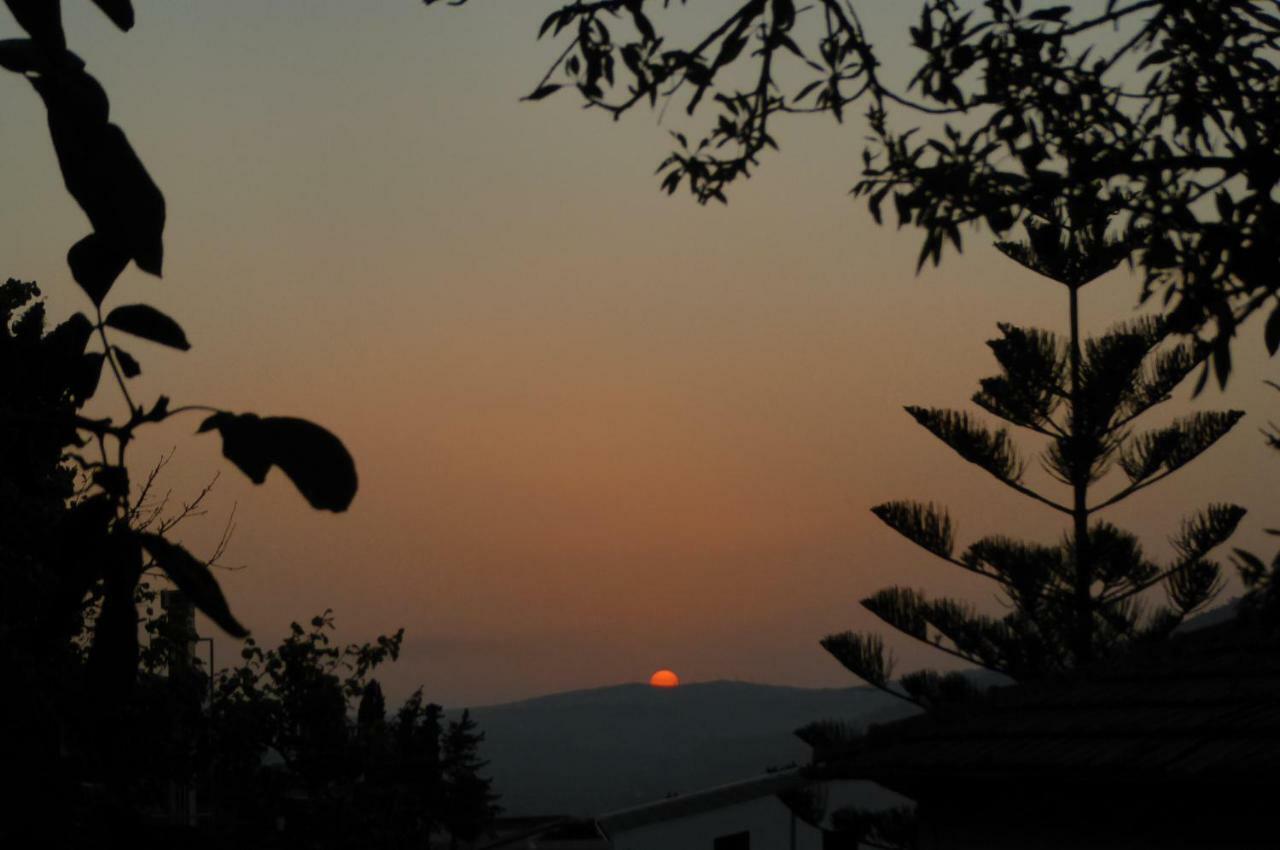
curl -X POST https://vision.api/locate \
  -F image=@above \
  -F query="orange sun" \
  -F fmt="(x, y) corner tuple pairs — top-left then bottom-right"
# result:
(649, 669), (680, 688)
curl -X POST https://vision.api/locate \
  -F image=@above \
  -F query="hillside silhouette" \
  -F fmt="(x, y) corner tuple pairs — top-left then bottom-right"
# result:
(457, 680), (914, 815)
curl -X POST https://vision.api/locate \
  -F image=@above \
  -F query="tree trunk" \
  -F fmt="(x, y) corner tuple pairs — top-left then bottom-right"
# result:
(1068, 284), (1093, 666)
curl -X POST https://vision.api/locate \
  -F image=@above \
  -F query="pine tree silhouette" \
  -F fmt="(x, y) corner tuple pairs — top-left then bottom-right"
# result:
(819, 211), (1246, 710)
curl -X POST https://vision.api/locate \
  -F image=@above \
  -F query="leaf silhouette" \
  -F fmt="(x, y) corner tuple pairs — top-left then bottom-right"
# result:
(0, 37), (63, 73)
(88, 0), (135, 31)
(68, 232), (130, 306)
(104, 304), (190, 350)
(111, 345), (140, 378)
(73, 351), (105, 403)
(44, 312), (93, 359)
(24, 61), (165, 277)
(2, 1), (66, 49)
(1029, 6), (1071, 22)
(198, 413), (358, 512)
(524, 83), (562, 101)
(138, 533), (248, 638)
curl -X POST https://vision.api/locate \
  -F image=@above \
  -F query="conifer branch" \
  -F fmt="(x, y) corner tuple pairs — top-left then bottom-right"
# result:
(905, 406), (1072, 513)
(859, 588), (1013, 678)
(819, 632), (921, 706)
(998, 479), (1073, 515)
(1105, 341), (1205, 432)
(1095, 413), (1245, 512)
(1105, 505), (1245, 603)
(794, 719), (875, 759)
(1086, 468), (1176, 513)
(870, 501), (955, 561)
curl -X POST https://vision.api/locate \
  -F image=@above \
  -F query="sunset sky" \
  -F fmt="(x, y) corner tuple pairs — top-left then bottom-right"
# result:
(3, 2), (1276, 707)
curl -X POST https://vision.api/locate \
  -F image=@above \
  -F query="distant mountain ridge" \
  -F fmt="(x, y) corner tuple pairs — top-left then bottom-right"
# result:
(459, 607), (1246, 816)
(453, 680), (914, 816)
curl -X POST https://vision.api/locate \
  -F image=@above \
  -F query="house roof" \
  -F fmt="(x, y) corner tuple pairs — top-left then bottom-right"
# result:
(479, 816), (609, 849)
(596, 768), (810, 833)
(823, 617), (1280, 792)
(475, 771), (813, 846)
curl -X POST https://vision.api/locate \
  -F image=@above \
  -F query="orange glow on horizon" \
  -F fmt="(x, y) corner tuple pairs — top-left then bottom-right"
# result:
(649, 669), (680, 688)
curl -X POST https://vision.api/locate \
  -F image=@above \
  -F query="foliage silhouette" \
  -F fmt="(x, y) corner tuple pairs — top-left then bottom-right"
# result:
(1, 278), (96, 839)
(810, 210), (1245, 717)
(381, 688), (447, 844)
(212, 612), (404, 815)
(440, 708), (503, 849)
(3, 0), (361, 839)
(1, 0), (358, 696)
(2, 280), (91, 653)
(209, 612), (500, 848)
(791, 208), (1251, 849)
(427, 0), (1280, 378)
(1232, 381), (1280, 618)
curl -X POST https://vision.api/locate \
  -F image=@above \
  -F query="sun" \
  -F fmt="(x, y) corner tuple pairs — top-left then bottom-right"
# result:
(649, 669), (680, 688)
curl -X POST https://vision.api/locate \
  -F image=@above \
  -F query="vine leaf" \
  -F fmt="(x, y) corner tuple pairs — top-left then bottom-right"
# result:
(45, 311), (93, 359)
(18, 58), (166, 277)
(45, 312), (97, 410)
(137, 533), (248, 638)
(2, 1), (66, 49)
(73, 351), (105, 403)
(198, 413), (358, 512)
(68, 232), (130, 306)
(104, 304), (190, 350)
(111, 345), (140, 378)
(88, 0), (135, 31)
(0, 38), (72, 75)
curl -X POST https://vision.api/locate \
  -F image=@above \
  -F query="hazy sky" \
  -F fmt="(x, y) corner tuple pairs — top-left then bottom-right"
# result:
(3, 2), (1276, 706)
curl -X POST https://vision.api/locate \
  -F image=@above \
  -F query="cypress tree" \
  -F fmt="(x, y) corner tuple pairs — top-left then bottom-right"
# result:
(391, 688), (443, 803)
(440, 709), (500, 849)
(357, 680), (387, 733)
